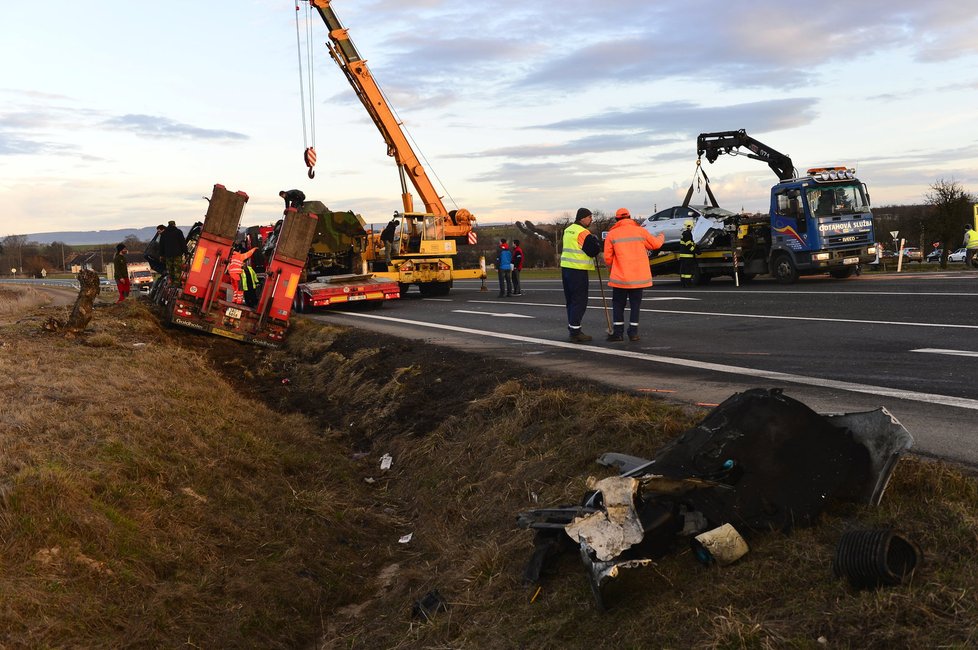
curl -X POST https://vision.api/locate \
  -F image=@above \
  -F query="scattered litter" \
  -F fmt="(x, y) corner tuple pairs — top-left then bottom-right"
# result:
(411, 589), (448, 621)
(281, 378), (290, 385)
(691, 523), (749, 566)
(132, 342), (147, 347)
(180, 487), (208, 503)
(398, 533), (413, 544)
(833, 528), (922, 589)
(380, 454), (393, 471)
(364, 477), (376, 484)
(351, 452), (369, 460)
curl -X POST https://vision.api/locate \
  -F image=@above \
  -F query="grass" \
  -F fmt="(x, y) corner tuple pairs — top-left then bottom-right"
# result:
(0, 297), (976, 648)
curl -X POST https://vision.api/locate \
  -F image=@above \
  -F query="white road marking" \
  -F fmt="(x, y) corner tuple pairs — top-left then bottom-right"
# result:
(452, 310), (534, 319)
(470, 300), (978, 329)
(912, 348), (978, 358)
(336, 312), (978, 411)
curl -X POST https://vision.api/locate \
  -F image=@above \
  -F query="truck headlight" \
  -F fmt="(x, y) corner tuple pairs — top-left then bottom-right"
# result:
(867, 246), (877, 255)
(813, 253), (831, 261)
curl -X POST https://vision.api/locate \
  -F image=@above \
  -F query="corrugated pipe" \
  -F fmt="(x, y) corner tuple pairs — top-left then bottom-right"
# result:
(833, 529), (922, 588)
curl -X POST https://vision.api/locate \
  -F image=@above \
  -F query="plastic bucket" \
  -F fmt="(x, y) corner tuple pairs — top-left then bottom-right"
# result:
(691, 523), (749, 566)
(833, 529), (922, 588)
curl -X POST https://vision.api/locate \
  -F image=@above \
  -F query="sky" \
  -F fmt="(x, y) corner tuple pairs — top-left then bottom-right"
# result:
(2, 0), (978, 238)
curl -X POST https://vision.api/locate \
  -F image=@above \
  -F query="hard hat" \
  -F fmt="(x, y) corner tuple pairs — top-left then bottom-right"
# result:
(684, 220), (694, 229)
(615, 208), (631, 219)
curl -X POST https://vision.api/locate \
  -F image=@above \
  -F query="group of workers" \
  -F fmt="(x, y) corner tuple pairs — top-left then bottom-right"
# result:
(560, 207), (672, 343)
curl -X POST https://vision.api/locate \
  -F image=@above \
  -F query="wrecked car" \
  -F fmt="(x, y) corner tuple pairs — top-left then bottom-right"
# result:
(516, 388), (914, 609)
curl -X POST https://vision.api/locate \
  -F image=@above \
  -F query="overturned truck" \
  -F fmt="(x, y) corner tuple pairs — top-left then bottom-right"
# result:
(157, 184), (317, 347)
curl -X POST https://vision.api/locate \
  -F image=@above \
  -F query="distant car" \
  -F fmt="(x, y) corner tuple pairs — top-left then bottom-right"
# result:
(925, 249), (943, 262)
(879, 250), (897, 259)
(948, 248), (968, 263)
(901, 247), (923, 262)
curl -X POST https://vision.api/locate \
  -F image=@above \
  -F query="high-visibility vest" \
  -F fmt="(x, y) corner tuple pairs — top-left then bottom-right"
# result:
(603, 218), (662, 288)
(560, 223), (595, 270)
(241, 265), (259, 291)
(966, 229), (978, 250)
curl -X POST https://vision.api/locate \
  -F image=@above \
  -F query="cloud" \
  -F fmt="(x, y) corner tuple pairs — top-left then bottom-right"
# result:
(538, 98), (818, 136)
(457, 133), (681, 159)
(100, 114), (248, 141)
(343, 0), (978, 100)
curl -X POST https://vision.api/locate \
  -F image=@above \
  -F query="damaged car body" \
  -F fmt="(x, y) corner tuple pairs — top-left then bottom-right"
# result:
(516, 388), (914, 609)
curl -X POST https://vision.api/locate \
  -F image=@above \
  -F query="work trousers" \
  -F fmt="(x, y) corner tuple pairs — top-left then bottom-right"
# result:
(116, 278), (131, 302)
(497, 269), (513, 296)
(561, 267), (590, 333)
(611, 287), (643, 336)
(967, 249), (978, 269)
(512, 269), (521, 294)
(164, 256), (183, 281)
(679, 254), (697, 286)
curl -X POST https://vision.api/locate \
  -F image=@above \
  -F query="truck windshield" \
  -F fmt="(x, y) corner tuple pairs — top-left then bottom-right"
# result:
(808, 184), (869, 216)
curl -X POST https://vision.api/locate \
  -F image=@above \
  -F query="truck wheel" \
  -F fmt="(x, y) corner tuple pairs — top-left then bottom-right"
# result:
(398, 282), (411, 296)
(829, 267), (855, 279)
(773, 254), (799, 284)
(294, 292), (311, 313)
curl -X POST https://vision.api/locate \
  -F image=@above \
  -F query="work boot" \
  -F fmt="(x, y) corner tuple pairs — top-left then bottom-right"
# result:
(606, 333), (623, 342)
(628, 334), (641, 342)
(569, 332), (592, 343)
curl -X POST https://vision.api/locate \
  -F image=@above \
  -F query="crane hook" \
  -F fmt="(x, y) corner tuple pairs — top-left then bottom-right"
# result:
(304, 146), (317, 180)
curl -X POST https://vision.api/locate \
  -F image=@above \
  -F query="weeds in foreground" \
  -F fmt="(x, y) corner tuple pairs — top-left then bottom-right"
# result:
(1, 301), (976, 649)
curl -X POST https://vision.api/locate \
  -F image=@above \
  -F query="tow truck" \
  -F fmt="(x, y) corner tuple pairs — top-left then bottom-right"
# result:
(156, 183), (317, 347)
(648, 129), (878, 284)
(307, 0), (485, 296)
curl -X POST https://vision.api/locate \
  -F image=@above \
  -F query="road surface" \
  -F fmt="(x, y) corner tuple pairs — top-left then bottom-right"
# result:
(311, 270), (978, 468)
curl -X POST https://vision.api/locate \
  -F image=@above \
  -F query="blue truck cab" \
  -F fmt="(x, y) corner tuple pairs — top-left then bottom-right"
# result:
(763, 166), (878, 283)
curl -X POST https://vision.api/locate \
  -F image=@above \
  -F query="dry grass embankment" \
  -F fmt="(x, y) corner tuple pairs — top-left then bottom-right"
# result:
(1, 298), (977, 649)
(0, 285), (50, 319)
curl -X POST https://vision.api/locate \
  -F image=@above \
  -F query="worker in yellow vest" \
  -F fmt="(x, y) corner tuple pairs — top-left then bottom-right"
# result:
(964, 223), (978, 269)
(560, 208), (602, 343)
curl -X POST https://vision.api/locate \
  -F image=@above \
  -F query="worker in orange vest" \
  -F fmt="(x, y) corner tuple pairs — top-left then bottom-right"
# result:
(227, 244), (257, 304)
(603, 208), (664, 341)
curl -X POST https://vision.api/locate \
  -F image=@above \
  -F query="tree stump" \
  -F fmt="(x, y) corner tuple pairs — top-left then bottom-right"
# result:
(63, 269), (102, 336)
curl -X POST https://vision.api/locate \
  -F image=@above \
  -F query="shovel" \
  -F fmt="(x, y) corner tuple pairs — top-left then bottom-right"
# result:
(594, 262), (613, 335)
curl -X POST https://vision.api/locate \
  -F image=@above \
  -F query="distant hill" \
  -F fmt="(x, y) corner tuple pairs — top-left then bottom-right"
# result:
(19, 227), (194, 246)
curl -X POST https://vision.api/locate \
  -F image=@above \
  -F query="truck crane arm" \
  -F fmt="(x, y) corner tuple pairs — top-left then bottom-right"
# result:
(309, 0), (447, 218)
(696, 129), (796, 182)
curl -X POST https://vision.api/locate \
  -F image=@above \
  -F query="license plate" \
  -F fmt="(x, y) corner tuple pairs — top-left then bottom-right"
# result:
(843, 257), (859, 265)
(348, 294), (367, 301)
(225, 307), (243, 319)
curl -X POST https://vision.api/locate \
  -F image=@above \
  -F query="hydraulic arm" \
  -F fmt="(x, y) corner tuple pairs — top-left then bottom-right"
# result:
(696, 129), (796, 182)
(309, 0), (447, 217)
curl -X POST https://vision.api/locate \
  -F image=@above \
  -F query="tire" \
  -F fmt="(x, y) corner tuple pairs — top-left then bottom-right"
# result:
(772, 254), (799, 284)
(398, 282), (411, 296)
(294, 291), (311, 314)
(829, 267), (855, 279)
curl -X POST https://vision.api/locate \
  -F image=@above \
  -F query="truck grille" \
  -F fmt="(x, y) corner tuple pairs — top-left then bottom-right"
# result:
(826, 232), (872, 247)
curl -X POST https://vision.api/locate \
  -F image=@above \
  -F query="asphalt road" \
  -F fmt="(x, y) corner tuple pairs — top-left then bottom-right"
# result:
(311, 269), (978, 468)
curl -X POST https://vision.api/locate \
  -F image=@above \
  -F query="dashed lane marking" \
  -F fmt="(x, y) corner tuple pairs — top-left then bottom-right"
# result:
(912, 348), (978, 358)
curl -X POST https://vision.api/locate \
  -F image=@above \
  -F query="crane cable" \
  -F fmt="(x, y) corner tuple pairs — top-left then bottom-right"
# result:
(294, 2), (317, 179)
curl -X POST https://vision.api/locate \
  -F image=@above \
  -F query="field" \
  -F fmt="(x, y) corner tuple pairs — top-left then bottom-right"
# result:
(1, 285), (976, 648)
